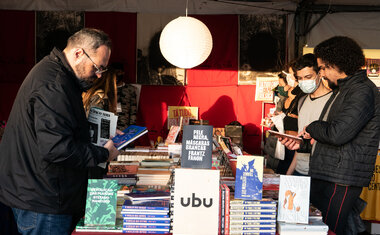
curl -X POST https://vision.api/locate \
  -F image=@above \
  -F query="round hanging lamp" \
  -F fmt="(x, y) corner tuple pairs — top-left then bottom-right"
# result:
(159, 16), (213, 69)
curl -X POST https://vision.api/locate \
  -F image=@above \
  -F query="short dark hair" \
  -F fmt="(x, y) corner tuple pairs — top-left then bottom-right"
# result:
(314, 36), (364, 76)
(294, 53), (318, 74)
(67, 28), (112, 52)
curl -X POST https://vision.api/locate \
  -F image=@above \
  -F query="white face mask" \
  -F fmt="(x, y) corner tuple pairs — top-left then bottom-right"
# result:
(299, 76), (320, 94)
(283, 71), (295, 87)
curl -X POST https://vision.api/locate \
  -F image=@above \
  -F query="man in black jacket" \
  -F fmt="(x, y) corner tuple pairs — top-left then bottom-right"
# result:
(0, 28), (119, 234)
(281, 36), (380, 235)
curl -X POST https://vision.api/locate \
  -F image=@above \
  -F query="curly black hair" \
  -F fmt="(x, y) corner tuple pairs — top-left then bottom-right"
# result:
(314, 36), (364, 76)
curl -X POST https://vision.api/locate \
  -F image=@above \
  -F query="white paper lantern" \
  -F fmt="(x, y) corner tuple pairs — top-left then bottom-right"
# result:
(159, 16), (213, 69)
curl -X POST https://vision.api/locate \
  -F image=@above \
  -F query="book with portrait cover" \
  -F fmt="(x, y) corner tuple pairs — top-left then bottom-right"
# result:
(234, 155), (264, 200)
(112, 125), (148, 150)
(84, 179), (119, 226)
(277, 175), (310, 224)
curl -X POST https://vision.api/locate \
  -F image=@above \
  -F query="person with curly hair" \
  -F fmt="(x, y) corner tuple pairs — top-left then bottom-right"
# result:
(280, 36), (380, 235)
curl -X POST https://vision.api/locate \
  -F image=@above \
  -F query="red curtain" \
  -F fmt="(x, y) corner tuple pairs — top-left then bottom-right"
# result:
(85, 12), (137, 84)
(0, 10), (35, 121)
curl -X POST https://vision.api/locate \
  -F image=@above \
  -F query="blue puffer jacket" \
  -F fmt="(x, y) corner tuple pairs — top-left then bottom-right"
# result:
(306, 70), (380, 187)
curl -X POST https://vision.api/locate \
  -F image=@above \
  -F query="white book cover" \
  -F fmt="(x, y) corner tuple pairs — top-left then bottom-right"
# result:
(172, 168), (220, 235)
(277, 175), (310, 224)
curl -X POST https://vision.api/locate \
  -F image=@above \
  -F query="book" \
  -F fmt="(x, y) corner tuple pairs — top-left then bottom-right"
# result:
(84, 179), (119, 226)
(267, 130), (303, 144)
(181, 125), (213, 169)
(75, 218), (123, 233)
(172, 168), (220, 235)
(230, 198), (276, 205)
(220, 184), (226, 234)
(125, 192), (171, 201)
(277, 217), (328, 234)
(122, 199), (169, 211)
(112, 125), (148, 150)
(122, 214), (170, 219)
(123, 219), (170, 224)
(123, 224), (170, 229)
(122, 229), (169, 234)
(165, 125), (181, 146)
(223, 184), (230, 235)
(234, 156), (264, 200)
(277, 175), (311, 224)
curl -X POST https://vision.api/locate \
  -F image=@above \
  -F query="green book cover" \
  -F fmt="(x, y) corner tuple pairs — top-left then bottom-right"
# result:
(84, 179), (118, 226)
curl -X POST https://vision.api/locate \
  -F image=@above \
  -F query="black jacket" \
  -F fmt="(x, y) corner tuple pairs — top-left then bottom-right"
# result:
(0, 48), (109, 215)
(306, 70), (380, 187)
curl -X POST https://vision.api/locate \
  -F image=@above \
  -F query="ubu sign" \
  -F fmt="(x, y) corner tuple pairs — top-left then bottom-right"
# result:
(180, 193), (213, 208)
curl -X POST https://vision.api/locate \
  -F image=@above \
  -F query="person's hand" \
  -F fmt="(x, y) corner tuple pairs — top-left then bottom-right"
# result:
(104, 139), (119, 162)
(116, 129), (124, 135)
(279, 137), (300, 150)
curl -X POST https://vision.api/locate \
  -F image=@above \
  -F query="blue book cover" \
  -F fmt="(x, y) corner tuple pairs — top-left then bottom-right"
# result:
(112, 125), (148, 150)
(122, 199), (169, 211)
(234, 156), (264, 200)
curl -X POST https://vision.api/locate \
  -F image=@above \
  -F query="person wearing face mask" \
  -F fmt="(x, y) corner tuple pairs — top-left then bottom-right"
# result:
(0, 28), (120, 234)
(285, 53), (332, 176)
(275, 62), (306, 174)
(280, 36), (380, 235)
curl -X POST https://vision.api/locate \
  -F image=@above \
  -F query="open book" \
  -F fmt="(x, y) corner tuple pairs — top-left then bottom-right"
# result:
(112, 125), (148, 150)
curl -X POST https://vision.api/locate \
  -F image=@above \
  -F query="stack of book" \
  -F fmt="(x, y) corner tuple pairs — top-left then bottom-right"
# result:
(136, 167), (172, 186)
(121, 199), (171, 234)
(75, 218), (123, 233)
(105, 161), (138, 185)
(118, 149), (170, 162)
(229, 196), (277, 235)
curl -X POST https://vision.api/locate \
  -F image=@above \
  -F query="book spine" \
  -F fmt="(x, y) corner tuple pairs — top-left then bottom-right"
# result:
(230, 222), (276, 226)
(229, 216), (276, 220)
(221, 184), (226, 235)
(224, 184), (230, 235)
(229, 211), (276, 216)
(123, 224), (170, 229)
(229, 232), (275, 235)
(122, 206), (169, 211)
(122, 229), (169, 234)
(122, 214), (169, 218)
(230, 200), (276, 205)
(123, 219), (170, 224)
(230, 205), (276, 210)
(229, 227), (276, 231)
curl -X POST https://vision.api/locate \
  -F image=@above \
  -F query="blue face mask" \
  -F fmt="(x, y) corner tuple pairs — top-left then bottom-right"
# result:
(299, 76), (321, 94)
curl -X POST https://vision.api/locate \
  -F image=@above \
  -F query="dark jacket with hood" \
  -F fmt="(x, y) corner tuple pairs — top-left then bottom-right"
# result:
(306, 70), (380, 187)
(0, 48), (109, 215)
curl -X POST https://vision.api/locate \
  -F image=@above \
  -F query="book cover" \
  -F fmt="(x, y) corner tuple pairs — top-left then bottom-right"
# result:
(181, 125), (213, 169)
(167, 106), (198, 129)
(112, 125), (148, 150)
(165, 125), (181, 146)
(84, 179), (119, 226)
(234, 156), (264, 200)
(277, 175), (310, 224)
(75, 218), (123, 232)
(173, 168), (220, 235)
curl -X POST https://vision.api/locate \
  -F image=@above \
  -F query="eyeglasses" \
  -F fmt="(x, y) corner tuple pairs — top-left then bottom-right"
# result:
(82, 48), (108, 74)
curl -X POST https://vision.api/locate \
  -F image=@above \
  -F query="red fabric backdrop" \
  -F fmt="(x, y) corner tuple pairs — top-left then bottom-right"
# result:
(0, 12), (265, 154)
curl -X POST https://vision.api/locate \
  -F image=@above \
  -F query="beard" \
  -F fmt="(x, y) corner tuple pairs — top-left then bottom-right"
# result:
(74, 62), (97, 91)
(326, 78), (338, 90)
